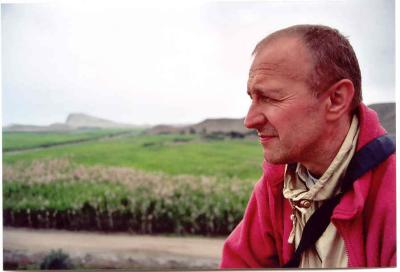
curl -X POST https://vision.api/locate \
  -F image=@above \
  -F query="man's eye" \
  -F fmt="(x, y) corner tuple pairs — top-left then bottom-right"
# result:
(260, 96), (275, 103)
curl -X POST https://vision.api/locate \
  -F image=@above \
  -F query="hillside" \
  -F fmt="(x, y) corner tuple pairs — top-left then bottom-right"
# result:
(4, 103), (395, 134)
(4, 113), (140, 132)
(145, 125), (185, 135)
(3, 124), (73, 132)
(189, 118), (248, 134)
(146, 118), (255, 137)
(146, 102), (395, 137)
(65, 113), (133, 129)
(368, 102), (395, 135)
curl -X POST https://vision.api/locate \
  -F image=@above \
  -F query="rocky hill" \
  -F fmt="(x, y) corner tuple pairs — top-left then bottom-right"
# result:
(188, 118), (248, 134)
(4, 103), (395, 134)
(65, 113), (133, 129)
(145, 102), (395, 137)
(146, 125), (184, 135)
(4, 113), (138, 132)
(145, 117), (255, 138)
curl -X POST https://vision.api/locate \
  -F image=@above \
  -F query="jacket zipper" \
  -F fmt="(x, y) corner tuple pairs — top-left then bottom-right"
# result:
(333, 219), (351, 267)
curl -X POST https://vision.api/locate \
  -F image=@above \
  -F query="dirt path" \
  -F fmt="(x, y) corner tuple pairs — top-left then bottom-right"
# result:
(3, 227), (225, 269)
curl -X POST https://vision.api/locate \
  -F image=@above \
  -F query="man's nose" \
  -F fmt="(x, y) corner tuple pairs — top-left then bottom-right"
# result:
(244, 104), (266, 129)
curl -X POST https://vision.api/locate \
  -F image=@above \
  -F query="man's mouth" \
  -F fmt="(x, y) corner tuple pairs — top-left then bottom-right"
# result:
(258, 133), (277, 144)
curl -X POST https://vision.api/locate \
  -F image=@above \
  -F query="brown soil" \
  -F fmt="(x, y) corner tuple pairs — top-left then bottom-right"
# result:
(3, 227), (225, 269)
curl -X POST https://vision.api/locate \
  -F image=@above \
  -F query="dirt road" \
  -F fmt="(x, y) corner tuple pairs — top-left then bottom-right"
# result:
(3, 227), (225, 269)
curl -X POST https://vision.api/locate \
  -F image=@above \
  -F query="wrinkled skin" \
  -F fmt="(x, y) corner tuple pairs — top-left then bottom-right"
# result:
(245, 36), (330, 170)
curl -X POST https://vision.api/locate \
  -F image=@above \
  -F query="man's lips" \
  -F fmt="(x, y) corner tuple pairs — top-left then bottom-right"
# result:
(258, 133), (277, 144)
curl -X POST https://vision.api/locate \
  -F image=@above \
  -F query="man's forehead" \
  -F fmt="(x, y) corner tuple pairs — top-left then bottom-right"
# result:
(248, 38), (312, 83)
(248, 61), (304, 83)
(249, 62), (280, 74)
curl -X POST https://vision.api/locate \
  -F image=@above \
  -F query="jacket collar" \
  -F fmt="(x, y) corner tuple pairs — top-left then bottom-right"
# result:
(262, 103), (387, 219)
(332, 103), (386, 219)
(354, 103), (387, 150)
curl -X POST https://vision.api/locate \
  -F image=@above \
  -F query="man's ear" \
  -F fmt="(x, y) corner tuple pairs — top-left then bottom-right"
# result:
(323, 79), (355, 121)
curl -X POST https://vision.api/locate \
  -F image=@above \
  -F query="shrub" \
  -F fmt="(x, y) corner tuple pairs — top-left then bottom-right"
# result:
(40, 249), (74, 270)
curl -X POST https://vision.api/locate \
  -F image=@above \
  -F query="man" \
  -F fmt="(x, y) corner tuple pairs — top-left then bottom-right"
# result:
(220, 25), (395, 268)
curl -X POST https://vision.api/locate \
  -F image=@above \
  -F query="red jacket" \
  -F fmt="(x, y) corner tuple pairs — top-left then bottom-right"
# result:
(220, 103), (396, 268)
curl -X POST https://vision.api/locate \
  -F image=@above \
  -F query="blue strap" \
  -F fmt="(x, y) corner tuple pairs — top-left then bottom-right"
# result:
(341, 134), (395, 192)
(283, 134), (395, 268)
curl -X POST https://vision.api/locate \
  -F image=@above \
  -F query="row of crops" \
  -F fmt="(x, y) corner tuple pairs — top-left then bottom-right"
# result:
(3, 158), (254, 235)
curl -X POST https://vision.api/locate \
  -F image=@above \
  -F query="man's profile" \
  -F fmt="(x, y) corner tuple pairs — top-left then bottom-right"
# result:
(220, 24), (395, 268)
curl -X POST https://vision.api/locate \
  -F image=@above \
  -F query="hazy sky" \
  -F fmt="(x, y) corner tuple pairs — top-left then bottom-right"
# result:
(2, 0), (395, 126)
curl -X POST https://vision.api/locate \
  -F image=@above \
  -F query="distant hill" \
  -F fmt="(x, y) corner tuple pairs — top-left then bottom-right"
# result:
(146, 125), (184, 135)
(3, 124), (73, 132)
(66, 113), (134, 129)
(368, 102), (395, 135)
(146, 102), (395, 137)
(4, 103), (395, 134)
(3, 113), (141, 132)
(145, 117), (255, 138)
(188, 118), (248, 134)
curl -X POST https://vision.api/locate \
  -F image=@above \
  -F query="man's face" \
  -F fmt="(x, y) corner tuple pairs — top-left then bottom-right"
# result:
(245, 36), (327, 165)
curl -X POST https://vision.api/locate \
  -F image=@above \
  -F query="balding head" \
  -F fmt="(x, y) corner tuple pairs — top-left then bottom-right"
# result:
(250, 35), (313, 85)
(253, 24), (362, 111)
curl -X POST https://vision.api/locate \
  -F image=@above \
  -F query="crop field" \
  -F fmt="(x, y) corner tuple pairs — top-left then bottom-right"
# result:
(3, 134), (263, 180)
(3, 132), (264, 235)
(3, 128), (141, 152)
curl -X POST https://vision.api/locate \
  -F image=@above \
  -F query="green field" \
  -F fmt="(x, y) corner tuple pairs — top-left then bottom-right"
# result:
(3, 128), (142, 152)
(3, 131), (264, 235)
(3, 134), (263, 180)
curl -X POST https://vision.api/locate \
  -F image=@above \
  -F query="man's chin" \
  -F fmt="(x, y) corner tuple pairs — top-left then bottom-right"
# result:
(263, 150), (288, 165)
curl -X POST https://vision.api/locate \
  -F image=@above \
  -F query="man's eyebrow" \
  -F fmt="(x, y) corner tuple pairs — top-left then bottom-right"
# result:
(247, 86), (283, 97)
